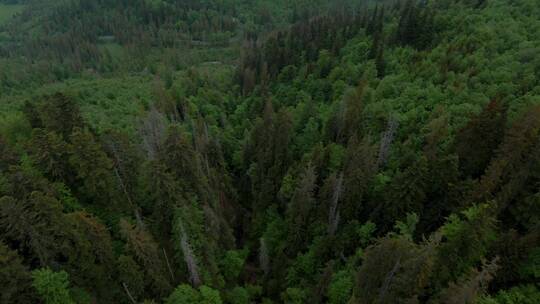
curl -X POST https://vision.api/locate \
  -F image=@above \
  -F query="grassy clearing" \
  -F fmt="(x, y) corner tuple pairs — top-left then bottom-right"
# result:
(0, 4), (25, 25)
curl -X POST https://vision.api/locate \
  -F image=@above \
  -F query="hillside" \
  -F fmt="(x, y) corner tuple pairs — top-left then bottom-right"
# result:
(1, 0), (539, 303)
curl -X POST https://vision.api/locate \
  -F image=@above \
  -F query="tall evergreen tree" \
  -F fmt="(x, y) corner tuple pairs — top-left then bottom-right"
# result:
(455, 100), (507, 179)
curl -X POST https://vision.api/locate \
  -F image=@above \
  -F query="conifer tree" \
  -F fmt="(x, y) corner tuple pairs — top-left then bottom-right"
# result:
(342, 136), (378, 221)
(455, 100), (507, 179)
(352, 236), (438, 304)
(433, 204), (497, 288)
(285, 165), (317, 255)
(0, 192), (66, 266)
(34, 93), (83, 139)
(119, 219), (172, 297)
(0, 242), (37, 303)
(28, 129), (70, 182)
(436, 258), (500, 304)
(473, 105), (540, 209)
(68, 128), (118, 206)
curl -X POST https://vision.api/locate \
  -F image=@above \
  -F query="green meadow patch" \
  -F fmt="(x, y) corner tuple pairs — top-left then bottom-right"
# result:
(0, 4), (25, 24)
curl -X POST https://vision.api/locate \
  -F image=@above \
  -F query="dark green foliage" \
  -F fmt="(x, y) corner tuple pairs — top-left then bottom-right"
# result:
(352, 236), (437, 304)
(455, 99), (507, 179)
(1, 0), (540, 302)
(285, 165), (317, 255)
(434, 204), (497, 287)
(436, 258), (500, 304)
(119, 219), (172, 297)
(0, 242), (37, 303)
(395, 0), (436, 49)
(68, 128), (119, 205)
(0, 192), (67, 266)
(25, 93), (83, 138)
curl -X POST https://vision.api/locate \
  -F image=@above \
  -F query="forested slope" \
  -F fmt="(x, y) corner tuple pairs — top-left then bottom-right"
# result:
(1, 0), (539, 303)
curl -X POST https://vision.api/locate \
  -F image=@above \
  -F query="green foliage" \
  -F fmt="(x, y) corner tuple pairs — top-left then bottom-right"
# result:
(200, 286), (223, 304)
(166, 284), (223, 304)
(357, 221), (377, 247)
(220, 250), (248, 284)
(225, 286), (250, 304)
(281, 287), (307, 304)
(166, 284), (200, 304)
(0, 3), (24, 24)
(0, 242), (36, 303)
(2, 0), (540, 303)
(519, 247), (540, 280)
(393, 212), (419, 240)
(479, 285), (540, 304)
(31, 268), (75, 304)
(327, 270), (354, 304)
(436, 204), (497, 286)
(353, 237), (437, 304)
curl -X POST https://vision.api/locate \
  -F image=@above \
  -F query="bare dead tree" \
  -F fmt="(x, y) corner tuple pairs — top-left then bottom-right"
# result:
(440, 257), (500, 304)
(328, 172), (344, 236)
(259, 237), (270, 276)
(377, 116), (399, 168)
(104, 136), (144, 228)
(179, 223), (201, 287)
(162, 248), (175, 281)
(122, 282), (137, 304)
(193, 119), (211, 178)
(113, 167), (144, 228)
(378, 256), (401, 303)
(139, 106), (167, 160)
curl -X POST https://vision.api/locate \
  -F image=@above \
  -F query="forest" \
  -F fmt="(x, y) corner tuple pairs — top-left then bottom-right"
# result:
(0, 0), (539, 303)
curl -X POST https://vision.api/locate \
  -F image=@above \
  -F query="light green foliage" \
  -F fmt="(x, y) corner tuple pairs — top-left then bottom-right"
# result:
(281, 287), (307, 304)
(31, 268), (75, 304)
(225, 286), (250, 304)
(286, 246), (317, 286)
(0, 3), (24, 24)
(166, 284), (223, 304)
(166, 284), (200, 304)
(479, 285), (540, 304)
(0, 112), (31, 144)
(357, 221), (376, 247)
(326, 143), (345, 172)
(220, 250), (248, 283)
(327, 270), (354, 304)
(436, 204), (497, 285)
(519, 247), (540, 280)
(262, 208), (288, 257)
(393, 213), (419, 240)
(199, 286), (223, 304)
(279, 173), (296, 202)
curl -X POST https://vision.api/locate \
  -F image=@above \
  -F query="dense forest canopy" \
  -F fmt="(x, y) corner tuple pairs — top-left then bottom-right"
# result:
(1, 0), (539, 303)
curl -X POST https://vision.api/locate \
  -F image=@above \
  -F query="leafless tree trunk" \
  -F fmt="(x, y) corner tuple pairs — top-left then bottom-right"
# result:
(377, 116), (399, 168)
(440, 257), (500, 304)
(378, 256), (401, 303)
(328, 172), (344, 236)
(259, 237), (270, 276)
(105, 136), (145, 228)
(162, 247), (175, 281)
(179, 224), (201, 287)
(122, 282), (137, 304)
(139, 107), (167, 160)
(113, 167), (144, 228)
